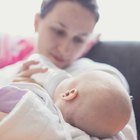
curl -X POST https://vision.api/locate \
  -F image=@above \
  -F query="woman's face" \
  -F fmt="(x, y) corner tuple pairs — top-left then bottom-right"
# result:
(35, 1), (97, 68)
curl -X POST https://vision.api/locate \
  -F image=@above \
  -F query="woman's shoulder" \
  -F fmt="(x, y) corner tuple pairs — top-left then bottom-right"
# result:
(65, 57), (119, 73)
(65, 57), (129, 91)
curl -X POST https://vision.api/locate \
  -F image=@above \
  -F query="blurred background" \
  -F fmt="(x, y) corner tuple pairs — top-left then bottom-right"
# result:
(0, 0), (140, 41)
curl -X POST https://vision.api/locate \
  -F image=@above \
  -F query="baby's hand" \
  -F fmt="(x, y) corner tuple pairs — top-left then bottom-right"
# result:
(0, 112), (8, 120)
(13, 60), (48, 84)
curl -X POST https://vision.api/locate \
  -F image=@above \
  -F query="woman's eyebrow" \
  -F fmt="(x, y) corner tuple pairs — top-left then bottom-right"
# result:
(56, 22), (67, 28)
(56, 22), (90, 36)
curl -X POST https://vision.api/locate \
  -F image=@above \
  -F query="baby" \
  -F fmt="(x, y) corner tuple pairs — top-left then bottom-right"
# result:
(53, 70), (132, 138)
(0, 55), (132, 139)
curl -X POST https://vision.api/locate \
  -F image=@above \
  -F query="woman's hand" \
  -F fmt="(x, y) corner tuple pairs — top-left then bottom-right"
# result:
(13, 60), (48, 84)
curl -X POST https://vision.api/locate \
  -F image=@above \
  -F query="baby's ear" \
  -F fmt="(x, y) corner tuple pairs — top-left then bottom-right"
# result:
(61, 88), (78, 101)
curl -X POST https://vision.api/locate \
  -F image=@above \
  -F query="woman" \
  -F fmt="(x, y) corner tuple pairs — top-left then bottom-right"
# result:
(0, 0), (137, 139)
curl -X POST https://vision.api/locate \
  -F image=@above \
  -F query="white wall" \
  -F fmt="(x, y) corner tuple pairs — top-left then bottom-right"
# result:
(0, 0), (140, 40)
(0, 0), (41, 36)
(95, 0), (140, 41)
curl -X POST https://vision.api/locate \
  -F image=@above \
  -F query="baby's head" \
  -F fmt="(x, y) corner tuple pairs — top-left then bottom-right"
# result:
(53, 71), (132, 138)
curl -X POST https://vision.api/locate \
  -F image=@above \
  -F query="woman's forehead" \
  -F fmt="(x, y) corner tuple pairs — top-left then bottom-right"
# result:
(44, 1), (96, 34)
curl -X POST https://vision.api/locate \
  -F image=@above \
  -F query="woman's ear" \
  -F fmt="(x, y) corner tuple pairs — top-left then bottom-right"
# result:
(34, 13), (40, 32)
(61, 88), (78, 101)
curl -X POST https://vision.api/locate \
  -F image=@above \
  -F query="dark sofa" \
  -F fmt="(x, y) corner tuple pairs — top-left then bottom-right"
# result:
(85, 41), (140, 139)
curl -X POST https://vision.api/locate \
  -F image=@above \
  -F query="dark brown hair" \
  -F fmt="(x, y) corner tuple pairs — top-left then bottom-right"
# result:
(40, 0), (99, 22)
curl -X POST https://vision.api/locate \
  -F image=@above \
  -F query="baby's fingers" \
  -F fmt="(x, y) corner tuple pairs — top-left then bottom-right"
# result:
(13, 77), (36, 83)
(21, 60), (39, 71)
(18, 68), (48, 77)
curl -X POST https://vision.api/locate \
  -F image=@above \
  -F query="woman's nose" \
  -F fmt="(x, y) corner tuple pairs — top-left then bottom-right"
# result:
(58, 40), (73, 54)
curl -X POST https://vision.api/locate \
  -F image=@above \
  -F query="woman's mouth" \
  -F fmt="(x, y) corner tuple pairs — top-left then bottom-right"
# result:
(50, 53), (65, 64)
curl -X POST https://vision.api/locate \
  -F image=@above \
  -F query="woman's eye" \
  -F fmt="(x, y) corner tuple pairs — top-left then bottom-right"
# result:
(56, 30), (65, 36)
(73, 37), (84, 44)
(51, 27), (65, 36)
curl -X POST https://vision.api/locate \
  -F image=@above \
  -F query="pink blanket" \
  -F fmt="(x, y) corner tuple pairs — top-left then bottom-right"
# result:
(0, 33), (34, 68)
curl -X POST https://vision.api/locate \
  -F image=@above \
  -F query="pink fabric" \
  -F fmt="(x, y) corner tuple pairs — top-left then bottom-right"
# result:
(0, 34), (34, 68)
